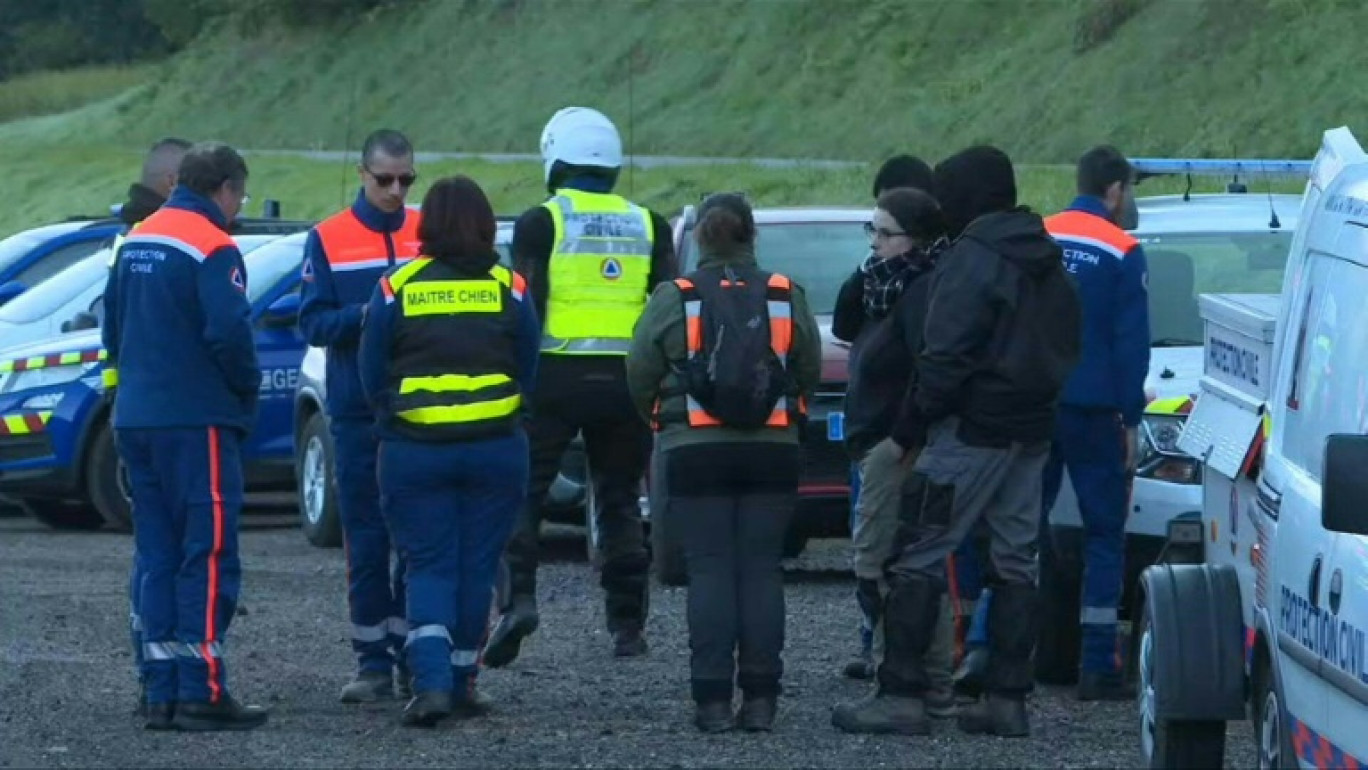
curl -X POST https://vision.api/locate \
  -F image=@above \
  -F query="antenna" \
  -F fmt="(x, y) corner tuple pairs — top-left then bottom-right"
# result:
(627, 50), (635, 198)
(1265, 163), (1282, 229)
(1183, 172), (1192, 202)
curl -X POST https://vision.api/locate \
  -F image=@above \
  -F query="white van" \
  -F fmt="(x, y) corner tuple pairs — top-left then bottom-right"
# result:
(1134, 126), (1368, 769)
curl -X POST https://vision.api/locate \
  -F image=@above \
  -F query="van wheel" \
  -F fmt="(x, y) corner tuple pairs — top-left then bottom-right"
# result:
(297, 413), (341, 548)
(87, 421), (131, 531)
(1136, 594), (1226, 768)
(24, 499), (104, 531)
(1254, 657), (1297, 769)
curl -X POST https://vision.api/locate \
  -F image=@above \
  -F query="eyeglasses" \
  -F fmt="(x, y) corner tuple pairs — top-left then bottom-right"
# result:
(864, 221), (907, 240)
(367, 168), (417, 188)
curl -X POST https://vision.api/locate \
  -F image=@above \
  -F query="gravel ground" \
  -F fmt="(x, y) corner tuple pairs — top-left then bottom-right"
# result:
(0, 512), (1254, 769)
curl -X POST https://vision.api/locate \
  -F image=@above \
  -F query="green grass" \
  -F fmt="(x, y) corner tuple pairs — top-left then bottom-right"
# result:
(0, 65), (154, 125)
(2, 0), (1364, 163)
(0, 144), (1305, 241)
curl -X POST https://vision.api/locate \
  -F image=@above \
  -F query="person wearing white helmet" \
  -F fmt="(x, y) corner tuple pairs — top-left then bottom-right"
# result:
(484, 106), (676, 666)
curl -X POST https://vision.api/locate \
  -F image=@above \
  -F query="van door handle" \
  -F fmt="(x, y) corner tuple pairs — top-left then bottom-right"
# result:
(1329, 569), (1343, 615)
(1309, 555), (1324, 608)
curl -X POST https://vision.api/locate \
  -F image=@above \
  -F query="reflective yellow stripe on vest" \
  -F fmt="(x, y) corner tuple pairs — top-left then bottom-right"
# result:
(103, 222), (141, 389)
(540, 189), (654, 355)
(394, 373), (522, 426)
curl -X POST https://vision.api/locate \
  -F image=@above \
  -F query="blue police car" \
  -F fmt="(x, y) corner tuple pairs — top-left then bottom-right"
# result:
(0, 226), (314, 531)
(0, 218), (124, 306)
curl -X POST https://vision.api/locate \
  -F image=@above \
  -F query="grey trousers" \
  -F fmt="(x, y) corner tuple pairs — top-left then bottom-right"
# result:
(851, 437), (956, 690)
(888, 419), (1049, 587)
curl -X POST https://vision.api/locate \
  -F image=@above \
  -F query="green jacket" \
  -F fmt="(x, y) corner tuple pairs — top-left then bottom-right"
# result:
(626, 243), (822, 452)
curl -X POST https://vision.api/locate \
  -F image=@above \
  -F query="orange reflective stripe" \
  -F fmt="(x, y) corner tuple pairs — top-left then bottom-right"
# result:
(1045, 210), (1139, 258)
(315, 208), (423, 269)
(125, 208), (234, 261)
(511, 270), (527, 300)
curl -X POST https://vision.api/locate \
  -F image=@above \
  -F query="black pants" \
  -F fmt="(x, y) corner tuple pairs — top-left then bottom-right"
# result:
(667, 442), (799, 704)
(504, 356), (653, 632)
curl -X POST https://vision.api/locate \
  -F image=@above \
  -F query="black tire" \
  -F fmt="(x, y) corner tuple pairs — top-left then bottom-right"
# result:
(296, 412), (341, 548)
(1254, 656), (1297, 770)
(1035, 539), (1083, 685)
(1136, 594), (1227, 769)
(86, 420), (131, 531)
(25, 499), (104, 531)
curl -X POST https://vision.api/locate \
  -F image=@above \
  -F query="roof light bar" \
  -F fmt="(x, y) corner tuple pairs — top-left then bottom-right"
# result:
(1131, 158), (1313, 178)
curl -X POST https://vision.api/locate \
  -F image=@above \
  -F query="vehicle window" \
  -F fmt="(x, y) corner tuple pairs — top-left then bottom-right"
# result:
(1138, 231), (1294, 346)
(678, 221), (869, 314)
(1279, 254), (1368, 480)
(242, 236), (306, 304)
(0, 249), (109, 324)
(13, 239), (104, 288)
(0, 230), (48, 275)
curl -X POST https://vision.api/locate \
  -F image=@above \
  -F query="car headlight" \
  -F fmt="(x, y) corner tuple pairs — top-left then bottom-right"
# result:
(1136, 414), (1201, 484)
(2, 363), (94, 395)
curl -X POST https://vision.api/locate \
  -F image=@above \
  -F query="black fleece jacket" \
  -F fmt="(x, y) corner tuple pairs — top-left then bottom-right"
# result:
(891, 208), (1082, 449)
(833, 255), (937, 458)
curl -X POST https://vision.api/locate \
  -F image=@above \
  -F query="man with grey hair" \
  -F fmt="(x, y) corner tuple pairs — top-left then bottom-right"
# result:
(105, 141), (267, 731)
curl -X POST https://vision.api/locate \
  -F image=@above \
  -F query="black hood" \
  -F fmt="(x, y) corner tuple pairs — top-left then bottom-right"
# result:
(933, 146), (1018, 237)
(959, 208), (1062, 277)
(433, 248), (501, 277)
(120, 183), (167, 225)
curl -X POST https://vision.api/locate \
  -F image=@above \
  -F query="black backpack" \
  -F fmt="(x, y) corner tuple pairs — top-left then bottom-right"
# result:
(676, 265), (794, 430)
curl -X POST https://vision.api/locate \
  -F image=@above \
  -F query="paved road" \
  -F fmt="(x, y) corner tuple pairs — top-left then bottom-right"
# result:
(0, 515), (1254, 768)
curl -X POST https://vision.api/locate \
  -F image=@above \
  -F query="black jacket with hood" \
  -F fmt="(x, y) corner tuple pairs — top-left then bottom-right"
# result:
(891, 208), (1081, 448)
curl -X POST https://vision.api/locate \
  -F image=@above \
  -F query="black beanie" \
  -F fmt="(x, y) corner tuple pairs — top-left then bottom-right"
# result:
(933, 146), (1018, 236)
(872, 155), (934, 199)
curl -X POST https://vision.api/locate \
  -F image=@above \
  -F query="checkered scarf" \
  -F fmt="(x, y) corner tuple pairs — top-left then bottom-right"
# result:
(859, 239), (944, 320)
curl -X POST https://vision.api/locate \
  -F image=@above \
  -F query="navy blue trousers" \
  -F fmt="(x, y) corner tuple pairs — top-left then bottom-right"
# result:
(379, 431), (527, 697)
(1042, 407), (1129, 674)
(117, 426), (243, 705)
(332, 417), (408, 675)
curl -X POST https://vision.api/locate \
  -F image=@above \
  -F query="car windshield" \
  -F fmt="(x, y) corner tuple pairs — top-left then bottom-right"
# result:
(240, 235), (303, 303)
(679, 220), (869, 314)
(0, 248), (109, 324)
(0, 226), (70, 275)
(1138, 230), (1294, 346)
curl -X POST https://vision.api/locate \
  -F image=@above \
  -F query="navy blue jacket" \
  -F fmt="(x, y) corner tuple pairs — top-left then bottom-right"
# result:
(298, 189), (419, 419)
(1045, 196), (1151, 426)
(103, 187), (260, 433)
(356, 261), (542, 443)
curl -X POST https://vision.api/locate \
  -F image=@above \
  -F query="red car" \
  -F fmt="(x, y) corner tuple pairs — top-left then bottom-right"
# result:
(647, 204), (871, 585)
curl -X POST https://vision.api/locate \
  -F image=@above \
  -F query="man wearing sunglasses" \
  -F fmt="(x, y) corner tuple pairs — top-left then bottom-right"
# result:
(299, 128), (423, 704)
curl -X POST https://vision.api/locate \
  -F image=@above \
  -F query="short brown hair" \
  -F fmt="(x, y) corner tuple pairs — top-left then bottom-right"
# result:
(417, 176), (496, 259)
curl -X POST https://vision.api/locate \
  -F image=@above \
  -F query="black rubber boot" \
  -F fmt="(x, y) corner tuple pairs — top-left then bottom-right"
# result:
(483, 594), (538, 669)
(830, 576), (940, 736)
(172, 696), (269, 732)
(956, 582), (1036, 738)
(612, 625), (649, 658)
(694, 701), (734, 733)
(737, 696), (777, 732)
(952, 647), (989, 698)
(143, 702), (175, 731)
(957, 694), (1030, 737)
(603, 553), (650, 658)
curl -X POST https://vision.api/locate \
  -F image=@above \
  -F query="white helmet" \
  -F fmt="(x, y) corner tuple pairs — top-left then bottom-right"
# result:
(539, 107), (623, 185)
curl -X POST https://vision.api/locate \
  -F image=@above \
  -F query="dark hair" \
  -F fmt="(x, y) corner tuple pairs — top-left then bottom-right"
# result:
(933, 145), (1018, 236)
(873, 154), (934, 199)
(694, 193), (755, 252)
(361, 129), (413, 165)
(418, 176), (496, 261)
(876, 187), (946, 244)
(177, 142), (248, 197)
(1076, 144), (1134, 197)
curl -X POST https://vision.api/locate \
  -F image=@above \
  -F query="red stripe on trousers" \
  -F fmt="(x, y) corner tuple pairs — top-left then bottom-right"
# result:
(946, 552), (963, 666)
(205, 427), (225, 703)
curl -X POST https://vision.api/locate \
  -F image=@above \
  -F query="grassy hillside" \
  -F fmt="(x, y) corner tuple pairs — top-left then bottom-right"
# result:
(2, 0), (1364, 162)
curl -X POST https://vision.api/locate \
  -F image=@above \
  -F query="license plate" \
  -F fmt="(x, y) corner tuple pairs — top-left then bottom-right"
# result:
(827, 412), (845, 441)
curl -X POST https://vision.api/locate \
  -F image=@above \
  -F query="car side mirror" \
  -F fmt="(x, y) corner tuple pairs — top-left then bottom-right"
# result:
(263, 293), (301, 328)
(1322, 433), (1368, 536)
(0, 280), (27, 306)
(61, 311), (99, 333)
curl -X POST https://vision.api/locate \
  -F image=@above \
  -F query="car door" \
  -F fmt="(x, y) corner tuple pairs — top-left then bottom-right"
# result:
(248, 278), (305, 462)
(1320, 532), (1368, 766)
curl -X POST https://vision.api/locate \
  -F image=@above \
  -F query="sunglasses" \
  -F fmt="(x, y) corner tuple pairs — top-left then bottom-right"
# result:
(367, 168), (417, 188)
(864, 222), (906, 239)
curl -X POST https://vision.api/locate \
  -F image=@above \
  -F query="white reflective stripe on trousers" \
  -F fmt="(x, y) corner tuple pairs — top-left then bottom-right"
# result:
(1080, 606), (1118, 624)
(406, 624), (451, 647)
(451, 649), (479, 667)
